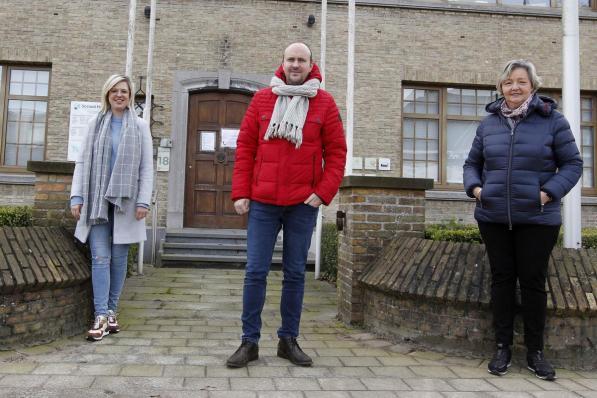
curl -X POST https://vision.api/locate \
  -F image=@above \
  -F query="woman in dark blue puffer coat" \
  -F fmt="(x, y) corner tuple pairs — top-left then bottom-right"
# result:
(463, 60), (582, 381)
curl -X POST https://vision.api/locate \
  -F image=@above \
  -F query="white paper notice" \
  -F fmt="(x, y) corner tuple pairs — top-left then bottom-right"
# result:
(221, 128), (239, 148)
(201, 131), (216, 151)
(68, 101), (101, 161)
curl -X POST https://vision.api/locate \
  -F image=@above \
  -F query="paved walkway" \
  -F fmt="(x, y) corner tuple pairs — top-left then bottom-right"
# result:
(0, 266), (595, 397)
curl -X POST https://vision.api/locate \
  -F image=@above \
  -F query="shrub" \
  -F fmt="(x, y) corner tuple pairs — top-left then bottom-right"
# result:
(127, 243), (139, 276)
(424, 220), (482, 243)
(321, 223), (338, 282)
(0, 206), (32, 226)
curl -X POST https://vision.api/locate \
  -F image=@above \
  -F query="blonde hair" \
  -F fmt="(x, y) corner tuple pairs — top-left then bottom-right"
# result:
(100, 74), (134, 113)
(496, 60), (542, 96)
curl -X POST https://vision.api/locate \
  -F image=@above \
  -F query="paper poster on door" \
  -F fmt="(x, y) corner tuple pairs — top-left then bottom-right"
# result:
(221, 128), (239, 148)
(201, 131), (216, 151)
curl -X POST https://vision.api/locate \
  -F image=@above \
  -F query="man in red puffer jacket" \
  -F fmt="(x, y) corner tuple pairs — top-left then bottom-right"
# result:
(226, 42), (346, 368)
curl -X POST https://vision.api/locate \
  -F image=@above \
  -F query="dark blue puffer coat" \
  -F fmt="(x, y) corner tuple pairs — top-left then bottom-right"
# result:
(463, 95), (582, 227)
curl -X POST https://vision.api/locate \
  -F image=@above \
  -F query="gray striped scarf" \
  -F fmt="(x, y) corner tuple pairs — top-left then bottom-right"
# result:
(80, 109), (142, 225)
(264, 76), (320, 148)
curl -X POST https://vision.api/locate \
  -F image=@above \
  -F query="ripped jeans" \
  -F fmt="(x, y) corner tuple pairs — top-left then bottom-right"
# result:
(88, 206), (130, 317)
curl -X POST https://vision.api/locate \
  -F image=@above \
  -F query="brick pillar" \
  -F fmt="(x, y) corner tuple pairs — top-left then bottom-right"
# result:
(337, 176), (433, 324)
(27, 161), (76, 227)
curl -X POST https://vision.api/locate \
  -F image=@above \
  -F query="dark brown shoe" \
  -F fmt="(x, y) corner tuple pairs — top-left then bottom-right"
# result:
(277, 336), (312, 366)
(226, 340), (258, 368)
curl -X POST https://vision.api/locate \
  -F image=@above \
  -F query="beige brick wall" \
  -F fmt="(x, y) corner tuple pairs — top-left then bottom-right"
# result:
(1, 0), (596, 227)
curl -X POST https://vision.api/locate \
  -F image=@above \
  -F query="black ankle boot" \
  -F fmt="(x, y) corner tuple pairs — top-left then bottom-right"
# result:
(226, 340), (258, 368)
(277, 336), (312, 366)
(488, 343), (512, 376)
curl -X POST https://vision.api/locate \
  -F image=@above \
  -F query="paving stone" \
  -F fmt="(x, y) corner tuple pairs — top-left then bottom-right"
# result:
(577, 392), (597, 398)
(120, 364), (163, 376)
(274, 377), (321, 390)
(359, 377), (410, 390)
(44, 375), (95, 388)
(448, 365), (492, 378)
(257, 392), (305, 398)
(402, 378), (455, 391)
(318, 377), (367, 390)
(0, 374), (49, 387)
(230, 377), (276, 390)
(210, 392), (257, 398)
(394, 393), (444, 398)
(91, 375), (184, 391)
(329, 366), (374, 377)
(448, 378), (499, 391)
(32, 363), (78, 375)
(0, 362), (38, 374)
(182, 376), (229, 390)
(409, 366), (457, 378)
(290, 366), (333, 377)
(351, 348), (390, 357)
(305, 392), (352, 398)
(487, 378), (544, 391)
(76, 364), (122, 376)
(554, 378), (590, 391)
(575, 379), (597, 389)
(442, 393), (494, 398)
(530, 393), (584, 398)
(368, 366), (416, 378)
(377, 356), (419, 366)
(208, 366), (249, 377)
(338, 357), (383, 367)
(351, 392), (401, 398)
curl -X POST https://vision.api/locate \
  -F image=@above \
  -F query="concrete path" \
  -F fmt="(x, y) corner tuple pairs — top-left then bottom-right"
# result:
(0, 266), (595, 397)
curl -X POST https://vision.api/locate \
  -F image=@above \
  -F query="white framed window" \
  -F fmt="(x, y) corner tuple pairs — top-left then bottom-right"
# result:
(0, 66), (51, 168)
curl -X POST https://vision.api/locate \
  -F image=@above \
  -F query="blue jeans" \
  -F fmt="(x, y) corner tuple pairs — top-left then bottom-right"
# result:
(88, 206), (130, 317)
(241, 201), (319, 343)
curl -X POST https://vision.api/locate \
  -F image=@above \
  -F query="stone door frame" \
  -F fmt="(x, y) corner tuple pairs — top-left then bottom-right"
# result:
(167, 70), (269, 229)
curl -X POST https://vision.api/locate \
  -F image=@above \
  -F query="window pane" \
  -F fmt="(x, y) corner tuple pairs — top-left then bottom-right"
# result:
(415, 121), (427, 139)
(583, 127), (593, 145)
(17, 146), (30, 166)
(427, 162), (438, 181)
(415, 140), (427, 160)
(22, 83), (36, 96)
(403, 162), (414, 178)
(447, 120), (479, 184)
(403, 101), (415, 113)
(11, 69), (23, 82)
(7, 122), (18, 144)
(4, 144), (17, 166)
(462, 104), (476, 116)
(8, 100), (20, 121)
(23, 70), (37, 83)
(428, 140), (439, 161)
(583, 170), (594, 188)
(403, 88), (414, 102)
(34, 102), (47, 122)
(31, 146), (44, 161)
(37, 71), (50, 84)
(448, 104), (460, 115)
(33, 124), (45, 145)
(36, 84), (49, 96)
(415, 102), (427, 113)
(9, 82), (22, 95)
(414, 161), (427, 178)
(403, 139), (414, 160)
(18, 123), (32, 144)
(428, 121), (439, 140)
(403, 119), (414, 138)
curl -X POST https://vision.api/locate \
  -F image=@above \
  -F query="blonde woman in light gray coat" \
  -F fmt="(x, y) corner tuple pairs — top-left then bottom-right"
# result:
(70, 74), (153, 341)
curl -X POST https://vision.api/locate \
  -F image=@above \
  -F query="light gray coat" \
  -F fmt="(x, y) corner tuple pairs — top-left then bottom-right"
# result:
(71, 115), (153, 244)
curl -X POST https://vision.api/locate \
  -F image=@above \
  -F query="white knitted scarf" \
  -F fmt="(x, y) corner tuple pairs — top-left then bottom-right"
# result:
(264, 76), (320, 148)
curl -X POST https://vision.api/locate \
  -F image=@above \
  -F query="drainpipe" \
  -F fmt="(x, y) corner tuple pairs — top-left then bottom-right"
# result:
(125, 0), (136, 77)
(562, 0), (582, 249)
(345, 0), (355, 176)
(314, 0), (327, 280)
(138, 0), (157, 274)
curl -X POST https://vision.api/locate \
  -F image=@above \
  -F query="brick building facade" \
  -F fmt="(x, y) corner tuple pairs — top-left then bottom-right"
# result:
(1, 1), (596, 246)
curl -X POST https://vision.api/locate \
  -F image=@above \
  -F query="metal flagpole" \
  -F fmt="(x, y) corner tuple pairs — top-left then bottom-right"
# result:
(138, 0), (157, 274)
(314, 0), (328, 280)
(562, 0), (582, 249)
(346, 0), (355, 176)
(125, 0), (136, 77)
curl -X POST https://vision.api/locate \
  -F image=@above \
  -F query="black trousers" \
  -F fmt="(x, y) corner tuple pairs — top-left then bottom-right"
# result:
(478, 221), (560, 352)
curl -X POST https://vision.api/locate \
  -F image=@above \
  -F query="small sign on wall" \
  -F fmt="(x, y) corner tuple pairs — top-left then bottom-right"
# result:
(68, 101), (101, 161)
(157, 147), (170, 172)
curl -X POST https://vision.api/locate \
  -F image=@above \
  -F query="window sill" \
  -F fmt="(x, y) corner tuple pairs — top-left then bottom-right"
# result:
(0, 173), (35, 185)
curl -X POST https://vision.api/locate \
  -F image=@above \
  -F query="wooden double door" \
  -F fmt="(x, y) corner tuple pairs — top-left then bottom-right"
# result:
(184, 91), (252, 228)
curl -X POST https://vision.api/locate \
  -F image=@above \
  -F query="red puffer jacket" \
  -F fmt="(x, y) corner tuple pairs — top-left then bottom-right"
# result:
(232, 64), (347, 206)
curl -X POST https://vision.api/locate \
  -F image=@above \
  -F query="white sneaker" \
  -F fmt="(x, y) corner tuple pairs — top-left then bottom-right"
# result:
(87, 315), (108, 341)
(107, 310), (120, 333)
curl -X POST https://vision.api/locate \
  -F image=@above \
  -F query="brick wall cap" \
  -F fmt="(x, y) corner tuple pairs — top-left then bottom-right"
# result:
(340, 176), (433, 191)
(27, 161), (75, 175)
